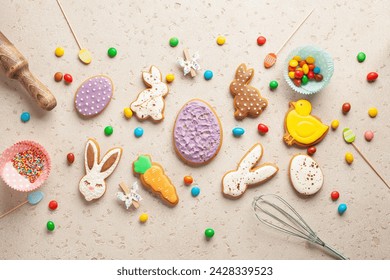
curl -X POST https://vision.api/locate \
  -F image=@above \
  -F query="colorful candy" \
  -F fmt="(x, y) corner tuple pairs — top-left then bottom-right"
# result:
(104, 126), (113, 136)
(169, 37), (179, 47)
(232, 127), (245, 137)
(67, 153), (75, 164)
(313, 67), (320, 74)
(48, 200), (58, 210)
(123, 107), (133, 119)
(139, 213), (148, 223)
(368, 107), (378, 118)
(331, 120), (339, 130)
(338, 203), (347, 215)
(257, 36), (266, 46)
(20, 112), (30, 123)
(257, 123), (269, 134)
(191, 186), (200, 197)
(342, 103), (351, 114)
(269, 80), (278, 90)
(307, 146), (316, 155)
(63, 73), (73, 84)
(54, 72), (63, 82)
(46, 221), (55, 231)
(288, 56), (322, 87)
(165, 73), (175, 83)
(204, 70), (213, 80)
(205, 228), (215, 238)
(216, 36), (226, 45)
(367, 72), (378, 82)
(134, 127), (144, 138)
(184, 176), (193, 185)
(331, 191), (339, 201)
(364, 130), (374, 142)
(345, 152), (354, 164)
(107, 47), (117, 58)
(357, 52), (366, 63)
(55, 47), (64, 57)
(12, 148), (45, 183)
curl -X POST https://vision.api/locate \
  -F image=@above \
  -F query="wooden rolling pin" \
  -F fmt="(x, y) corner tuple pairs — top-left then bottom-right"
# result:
(0, 31), (56, 111)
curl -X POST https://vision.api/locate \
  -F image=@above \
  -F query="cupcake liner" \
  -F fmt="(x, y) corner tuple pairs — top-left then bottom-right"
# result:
(283, 45), (334, 95)
(0, 140), (51, 192)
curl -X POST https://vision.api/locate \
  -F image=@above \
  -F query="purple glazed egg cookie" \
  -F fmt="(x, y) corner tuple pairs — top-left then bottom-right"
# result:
(75, 75), (113, 117)
(173, 99), (223, 165)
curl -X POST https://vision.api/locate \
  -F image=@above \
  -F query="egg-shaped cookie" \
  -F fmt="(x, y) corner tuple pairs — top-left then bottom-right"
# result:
(173, 99), (222, 166)
(289, 154), (323, 195)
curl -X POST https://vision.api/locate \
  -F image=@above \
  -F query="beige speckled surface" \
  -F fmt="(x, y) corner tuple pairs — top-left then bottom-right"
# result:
(0, 0), (389, 260)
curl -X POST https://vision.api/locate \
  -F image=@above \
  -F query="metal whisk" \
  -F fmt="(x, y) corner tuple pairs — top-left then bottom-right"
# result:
(252, 194), (348, 260)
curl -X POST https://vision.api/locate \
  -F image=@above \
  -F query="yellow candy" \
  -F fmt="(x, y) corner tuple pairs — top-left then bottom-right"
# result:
(306, 56), (315, 64)
(289, 60), (298, 67)
(78, 48), (92, 64)
(216, 36), (226, 45)
(345, 152), (354, 164)
(293, 56), (302, 62)
(166, 73), (175, 83)
(55, 47), (64, 57)
(331, 120), (339, 130)
(139, 213), (148, 223)
(368, 107), (378, 118)
(288, 71), (295, 79)
(123, 107), (133, 119)
(302, 64), (309, 74)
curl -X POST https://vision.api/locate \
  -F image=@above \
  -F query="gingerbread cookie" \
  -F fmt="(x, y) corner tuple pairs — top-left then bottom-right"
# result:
(229, 63), (268, 120)
(130, 65), (169, 121)
(79, 139), (122, 201)
(173, 99), (222, 166)
(133, 155), (178, 206)
(283, 99), (329, 147)
(289, 154), (323, 195)
(75, 75), (113, 118)
(222, 143), (278, 199)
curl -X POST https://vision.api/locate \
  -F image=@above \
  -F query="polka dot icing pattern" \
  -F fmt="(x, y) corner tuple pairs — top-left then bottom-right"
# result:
(75, 75), (113, 117)
(173, 99), (222, 165)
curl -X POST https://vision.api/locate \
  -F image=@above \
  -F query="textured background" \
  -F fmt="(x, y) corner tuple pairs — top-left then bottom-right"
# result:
(0, 0), (389, 260)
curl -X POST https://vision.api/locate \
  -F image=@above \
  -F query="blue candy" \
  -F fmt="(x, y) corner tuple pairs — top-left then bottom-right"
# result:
(204, 70), (213, 81)
(191, 186), (200, 197)
(232, 127), (245, 137)
(313, 67), (320, 74)
(20, 112), (30, 123)
(338, 203), (347, 215)
(134, 127), (144, 138)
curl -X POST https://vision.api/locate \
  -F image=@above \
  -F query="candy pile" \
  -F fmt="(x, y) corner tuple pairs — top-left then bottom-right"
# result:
(12, 148), (46, 183)
(287, 56), (323, 87)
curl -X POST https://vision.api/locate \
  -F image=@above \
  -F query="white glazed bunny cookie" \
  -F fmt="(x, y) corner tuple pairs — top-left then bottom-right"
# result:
(130, 65), (169, 121)
(79, 138), (122, 201)
(222, 143), (278, 199)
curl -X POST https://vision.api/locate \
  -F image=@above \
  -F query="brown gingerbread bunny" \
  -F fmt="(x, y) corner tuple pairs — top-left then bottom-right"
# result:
(229, 63), (268, 120)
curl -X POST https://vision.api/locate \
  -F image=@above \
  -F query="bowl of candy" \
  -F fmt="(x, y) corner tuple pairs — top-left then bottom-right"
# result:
(283, 46), (334, 95)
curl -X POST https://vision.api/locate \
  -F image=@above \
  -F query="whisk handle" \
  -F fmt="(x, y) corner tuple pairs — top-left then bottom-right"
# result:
(323, 243), (349, 260)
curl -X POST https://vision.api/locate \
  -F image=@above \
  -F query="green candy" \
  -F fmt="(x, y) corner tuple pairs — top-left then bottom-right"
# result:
(169, 37), (179, 47)
(301, 75), (309, 85)
(47, 221), (55, 231)
(357, 52), (366, 63)
(269, 80), (278, 90)
(205, 228), (215, 238)
(104, 126), (113, 136)
(107, 47), (117, 58)
(343, 128), (356, 143)
(134, 155), (152, 174)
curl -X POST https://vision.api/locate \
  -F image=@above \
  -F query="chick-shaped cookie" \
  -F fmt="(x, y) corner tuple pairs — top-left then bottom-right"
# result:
(283, 100), (329, 147)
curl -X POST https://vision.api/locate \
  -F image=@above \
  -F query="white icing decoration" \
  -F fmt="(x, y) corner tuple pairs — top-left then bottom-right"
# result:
(289, 155), (323, 195)
(130, 66), (168, 121)
(222, 143), (278, 198)
(177, 52), (201, 75)
(116, 182), (143, 210)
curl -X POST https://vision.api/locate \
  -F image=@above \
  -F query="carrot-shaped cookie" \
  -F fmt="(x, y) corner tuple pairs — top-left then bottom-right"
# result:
(133, 155), (178, 206)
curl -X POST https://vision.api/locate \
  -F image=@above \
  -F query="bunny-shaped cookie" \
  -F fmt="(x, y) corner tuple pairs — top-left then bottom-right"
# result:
(229, 63), (268, 120)
(222, 143), (278, 199)
(79, 138), (122, 201)
(130, 65), (169, 121)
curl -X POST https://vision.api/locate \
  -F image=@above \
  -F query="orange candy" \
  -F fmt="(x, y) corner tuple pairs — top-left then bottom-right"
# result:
(184, 176), (193, 185)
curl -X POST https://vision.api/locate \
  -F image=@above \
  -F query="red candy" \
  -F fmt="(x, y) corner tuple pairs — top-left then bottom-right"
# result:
(307, 146), (316, 155)
(331, 191), (340, 201)
(64, 73), (73, 83)
(293, 79), (301, 87)
(366, 72), (378, 82)
(257, 36), (266, 46)
(67, 153), (75, 164)
(294, 70), (303, 79)
(257, 123), (269, 134)
(48, 200), (58, 210)
(342, 103), (351, 114)
(307, 71), (315, 79)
